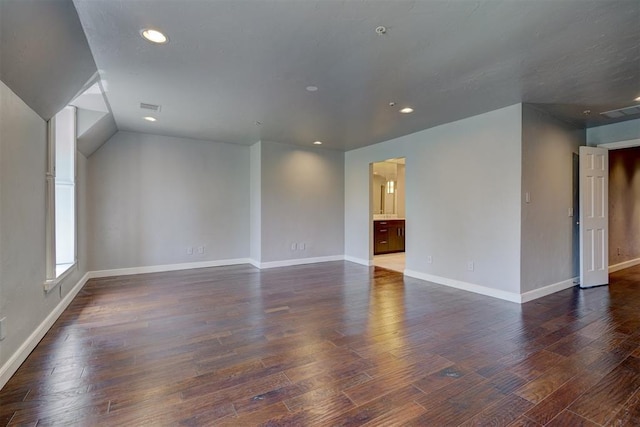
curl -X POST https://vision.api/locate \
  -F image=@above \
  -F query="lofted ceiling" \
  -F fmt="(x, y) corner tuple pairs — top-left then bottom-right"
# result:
(0, 0), (98, 120)
(72, 0), (640, 151)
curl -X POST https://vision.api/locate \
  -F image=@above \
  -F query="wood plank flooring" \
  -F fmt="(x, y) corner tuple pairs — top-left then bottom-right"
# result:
(2, 262), (640, 426)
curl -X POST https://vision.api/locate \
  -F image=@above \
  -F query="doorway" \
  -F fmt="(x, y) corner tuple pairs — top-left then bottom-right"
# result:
(578, 142), (640, 287)
(607, 145), (640, 273)
(371, 158), (406, 272)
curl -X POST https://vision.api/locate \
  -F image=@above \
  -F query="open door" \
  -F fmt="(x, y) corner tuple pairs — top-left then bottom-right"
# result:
(579, 146), (608, 288)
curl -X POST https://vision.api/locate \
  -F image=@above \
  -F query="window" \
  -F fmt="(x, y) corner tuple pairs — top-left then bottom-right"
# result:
(44, 106), (77, 291)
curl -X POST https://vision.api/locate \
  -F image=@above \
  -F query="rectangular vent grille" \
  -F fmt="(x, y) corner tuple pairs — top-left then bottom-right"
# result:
(600, 105), (640, 119)
(140, 102), (161, 112)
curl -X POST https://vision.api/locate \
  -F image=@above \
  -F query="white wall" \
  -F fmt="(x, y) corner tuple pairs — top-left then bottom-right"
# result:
(346, 104), (522, 298)
(520, 105), (584, 293)
(260, 141), (344, 263)
(0, 80), (88, 386)
(87, 131), (250, 271)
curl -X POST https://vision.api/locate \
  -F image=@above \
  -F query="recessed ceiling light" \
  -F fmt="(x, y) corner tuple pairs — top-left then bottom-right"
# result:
(400, 107), (414, 114)
(141, 28), (168, 44)
(144, 116), (157, 122)
(306, 86), (318, 92)
(313, 141), (323, 145)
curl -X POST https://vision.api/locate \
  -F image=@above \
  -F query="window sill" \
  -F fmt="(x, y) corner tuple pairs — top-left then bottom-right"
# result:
(44, 263), (76, 293)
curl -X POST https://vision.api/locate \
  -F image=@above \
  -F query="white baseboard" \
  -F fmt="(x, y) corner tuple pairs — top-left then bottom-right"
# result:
(88, 258), (252, 279)
(0, 271), (90, 390)
(257, 255), (344, 269)
(609, 257), (640, 273)
(344, 255), (373, 266)
(404, 269), (521, 303)
(520, 277), (577, 303)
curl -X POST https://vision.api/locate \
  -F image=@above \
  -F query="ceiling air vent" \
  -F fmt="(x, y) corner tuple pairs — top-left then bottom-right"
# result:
(140, 102), (161, 112)
(600, 104), (640, 119)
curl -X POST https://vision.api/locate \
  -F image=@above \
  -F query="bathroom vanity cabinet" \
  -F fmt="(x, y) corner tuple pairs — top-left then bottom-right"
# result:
(373, 219), (405, 255)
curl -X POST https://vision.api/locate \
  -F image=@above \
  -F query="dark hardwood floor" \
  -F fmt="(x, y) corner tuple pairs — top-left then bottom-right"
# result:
(2, 262), (640, 426)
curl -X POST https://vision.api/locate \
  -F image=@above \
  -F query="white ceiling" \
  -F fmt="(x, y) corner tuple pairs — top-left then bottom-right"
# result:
(72, 0), (640, 151)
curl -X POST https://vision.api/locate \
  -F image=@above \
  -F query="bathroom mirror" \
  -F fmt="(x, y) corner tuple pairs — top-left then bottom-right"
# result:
(372, 158), (405, 217)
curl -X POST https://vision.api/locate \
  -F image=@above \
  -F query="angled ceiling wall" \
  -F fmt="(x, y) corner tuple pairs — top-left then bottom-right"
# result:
(0, 0), (98, 120)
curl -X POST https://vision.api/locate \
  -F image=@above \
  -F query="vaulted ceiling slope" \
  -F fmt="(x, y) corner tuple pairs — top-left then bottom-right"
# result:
(72, 0), (640, 150)
(0, 0), (98, 120)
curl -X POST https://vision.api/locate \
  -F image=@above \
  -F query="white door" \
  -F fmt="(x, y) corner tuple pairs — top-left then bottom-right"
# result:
(579, 146), (609, 288)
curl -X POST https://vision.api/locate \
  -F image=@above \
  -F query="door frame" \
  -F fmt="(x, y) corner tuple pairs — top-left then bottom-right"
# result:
(369, 157), (407, 266)
(579, 138), (640, 285)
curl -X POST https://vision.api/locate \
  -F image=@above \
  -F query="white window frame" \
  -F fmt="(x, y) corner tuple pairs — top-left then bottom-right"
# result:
(44, 106), (77, 292)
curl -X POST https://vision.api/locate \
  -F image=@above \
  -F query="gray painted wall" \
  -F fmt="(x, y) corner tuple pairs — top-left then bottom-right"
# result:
(87, 136), (344, 268)
(87, 131), (250, 271)
(609, 147), (640, 265)
(250, 142), (262, 263)
(259, 141), (345, 262)
(77, 112), (118, 158)
(520, 105), (584, 293)
(397, 164), (406, 219)
(587, 119), (640, 145)
(346, 104), (522, 295)
(0, 80), (88, 372)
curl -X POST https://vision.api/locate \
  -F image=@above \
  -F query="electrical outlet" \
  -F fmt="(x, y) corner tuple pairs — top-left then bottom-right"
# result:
(298, 242), (305, 250)
(618, 247), (621, 256)
(467, 261), (474, 272)
(187, 247), (193, 255)
(426, 256), (433, 264)
(568, 207), (574, 217)
(0, 317), (6, 341)
(198, 246), (205, 254)
(291, 243), (297, 251)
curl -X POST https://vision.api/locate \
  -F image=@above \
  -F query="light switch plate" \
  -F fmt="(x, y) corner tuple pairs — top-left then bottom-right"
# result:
(0, 317), (6, 341)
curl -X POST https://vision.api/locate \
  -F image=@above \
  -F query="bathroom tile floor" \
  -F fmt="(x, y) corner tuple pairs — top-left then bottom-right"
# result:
(373, 252), (405, 273)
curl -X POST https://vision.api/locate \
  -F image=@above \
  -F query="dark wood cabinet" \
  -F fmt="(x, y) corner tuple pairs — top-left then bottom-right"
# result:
(374, 220), (405, 255)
